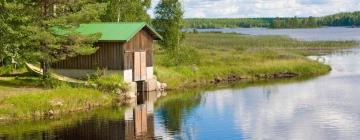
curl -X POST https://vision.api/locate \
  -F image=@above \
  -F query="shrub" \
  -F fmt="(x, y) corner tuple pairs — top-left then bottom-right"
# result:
(41, 76), (68, 89)
(0, 65), (14, 76)
(88, 74), (128, 94)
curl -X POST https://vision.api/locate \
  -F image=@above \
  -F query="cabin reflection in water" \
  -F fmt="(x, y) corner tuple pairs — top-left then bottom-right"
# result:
(53, 91), (162, 140)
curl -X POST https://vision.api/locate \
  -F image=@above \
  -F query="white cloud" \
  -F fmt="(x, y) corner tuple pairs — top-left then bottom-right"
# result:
(149, 0), (360, 18)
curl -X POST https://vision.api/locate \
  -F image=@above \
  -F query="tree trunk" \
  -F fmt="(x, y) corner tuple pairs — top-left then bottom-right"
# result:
(41, 60), (49, 79)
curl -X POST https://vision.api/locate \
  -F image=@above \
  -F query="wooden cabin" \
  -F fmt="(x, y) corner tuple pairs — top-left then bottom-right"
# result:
(51, 23), (162, 85)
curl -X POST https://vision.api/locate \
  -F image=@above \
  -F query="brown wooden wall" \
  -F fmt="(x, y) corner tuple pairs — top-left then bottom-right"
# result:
(123, 29), (154, 70)
(52, 42), (124, 70)
(52, 28), (155, 70)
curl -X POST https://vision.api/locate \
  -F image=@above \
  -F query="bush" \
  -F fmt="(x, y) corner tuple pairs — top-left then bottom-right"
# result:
(0, 65), (14, 75)
(88, 74), (128, 94)
(41, 76), (68, 89)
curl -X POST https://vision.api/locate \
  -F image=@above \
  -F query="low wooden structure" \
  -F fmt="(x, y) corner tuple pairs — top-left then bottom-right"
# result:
(51, 23), (162, 91)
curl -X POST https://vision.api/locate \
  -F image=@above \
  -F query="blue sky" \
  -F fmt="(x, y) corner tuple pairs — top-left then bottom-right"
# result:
(148, 0), (360, 18)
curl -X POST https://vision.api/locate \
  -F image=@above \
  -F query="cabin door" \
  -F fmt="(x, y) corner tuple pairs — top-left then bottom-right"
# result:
(133, 51), (147, 81)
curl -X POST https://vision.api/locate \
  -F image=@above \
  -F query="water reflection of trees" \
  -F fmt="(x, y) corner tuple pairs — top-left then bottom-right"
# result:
(155, 90), (202, 134)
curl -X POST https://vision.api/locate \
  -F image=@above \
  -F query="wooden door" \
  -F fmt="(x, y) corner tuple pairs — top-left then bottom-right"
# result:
(134, 51), (147, 81)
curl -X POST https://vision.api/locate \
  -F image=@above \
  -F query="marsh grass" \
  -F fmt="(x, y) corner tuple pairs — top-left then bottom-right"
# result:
(154, 33), (357, 89)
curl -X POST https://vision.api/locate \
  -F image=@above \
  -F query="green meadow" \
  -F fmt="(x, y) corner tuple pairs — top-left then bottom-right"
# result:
(154, 33), (357, 89)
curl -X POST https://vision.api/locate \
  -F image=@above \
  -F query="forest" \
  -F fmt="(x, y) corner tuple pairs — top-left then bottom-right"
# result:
(184, 11), (360, 29)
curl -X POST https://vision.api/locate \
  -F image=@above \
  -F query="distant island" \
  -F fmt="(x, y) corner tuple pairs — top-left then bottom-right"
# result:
(184, 11), (360, 29)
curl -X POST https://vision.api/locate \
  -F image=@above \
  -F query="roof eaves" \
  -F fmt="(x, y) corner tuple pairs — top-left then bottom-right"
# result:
(124, 23), (163, 41)
(124, 22), (146, 42)
(145, 25), (163, 40)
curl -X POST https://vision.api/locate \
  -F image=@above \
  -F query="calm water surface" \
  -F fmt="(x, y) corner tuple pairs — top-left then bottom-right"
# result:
(1, 28), (360, 140)
(198, 27), (360, 41)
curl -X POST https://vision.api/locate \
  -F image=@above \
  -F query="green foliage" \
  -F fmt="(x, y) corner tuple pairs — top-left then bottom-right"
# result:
(271, 16), (319, 28)
(320, 11), (360, 26)
(184, 18), (273, 28)
(153, 0), (184, 50)
(0, 65), (13, 75)
(102, 0), (151, 22)
(40, 77), (67, 89)
(0, 0), (107, 78)
(184, 11), (360, 29)
(87, 73), (128, 93)
(0, 2), (29, 64)
(185, 17), (319, 29)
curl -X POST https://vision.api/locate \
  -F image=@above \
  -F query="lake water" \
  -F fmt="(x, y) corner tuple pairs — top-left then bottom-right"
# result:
(1, 28), (360, 140)
(198, 27), (360, 41)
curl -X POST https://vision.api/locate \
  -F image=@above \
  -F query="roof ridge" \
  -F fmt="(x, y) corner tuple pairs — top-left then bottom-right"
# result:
(75, 22), (162, 41)
(81, 22), (147, 24)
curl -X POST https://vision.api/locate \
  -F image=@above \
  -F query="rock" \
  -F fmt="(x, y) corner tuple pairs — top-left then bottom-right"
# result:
(214, 77), (222, 83)
(156, 81), (161, 91)
(161, 83), (167, 90)
(144, 79), (158, 92)
(47, 110), (54, 116)
(49, 99), (64, 107)
(191, 64), (199, 72)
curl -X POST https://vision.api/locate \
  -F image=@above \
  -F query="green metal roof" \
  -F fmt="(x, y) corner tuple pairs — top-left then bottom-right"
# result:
(76, 22), (162, 41)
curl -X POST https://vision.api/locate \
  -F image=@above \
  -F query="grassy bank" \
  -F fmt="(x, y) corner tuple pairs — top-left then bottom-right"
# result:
(0, 75), (126, 120)
(154, 33), (357, 89)
(0, 86), (114, 120)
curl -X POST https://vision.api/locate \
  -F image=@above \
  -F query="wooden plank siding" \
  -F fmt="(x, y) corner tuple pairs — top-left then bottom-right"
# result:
(51, 28), (154, 71)
(52, 42), (124, 70)
(123, 29), (154, 70)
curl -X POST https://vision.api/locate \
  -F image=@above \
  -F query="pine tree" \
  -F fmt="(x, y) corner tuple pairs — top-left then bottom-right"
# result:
(1, 0), (107, 78)
(0, 2), (29, 66)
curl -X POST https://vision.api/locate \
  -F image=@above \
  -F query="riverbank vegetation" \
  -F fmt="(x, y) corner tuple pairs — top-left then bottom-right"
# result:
(0, 73), (129, 120)
(185, 11), (360, 29)
(154, 33), (357, 89)
(0, 79), (114, 120)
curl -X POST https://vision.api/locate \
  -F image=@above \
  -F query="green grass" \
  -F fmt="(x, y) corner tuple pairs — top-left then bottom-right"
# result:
(0, 72), (128, 120)
(87, 74), (128, 93)
(154, 33), (357, 89)
(0, 76), (43, 97)
(0, 86), (114, 120)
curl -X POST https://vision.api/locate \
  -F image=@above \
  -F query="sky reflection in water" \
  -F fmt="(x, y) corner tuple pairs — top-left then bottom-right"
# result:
(153, 48), (360, 140)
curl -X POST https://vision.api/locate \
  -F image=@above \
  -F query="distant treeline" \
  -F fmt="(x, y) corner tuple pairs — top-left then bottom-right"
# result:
(184, 11), (360, 29)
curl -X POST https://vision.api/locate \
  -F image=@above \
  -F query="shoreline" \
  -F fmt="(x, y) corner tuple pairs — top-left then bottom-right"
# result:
(0, 32), (356, 121)
(0, 70), (327, 121)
